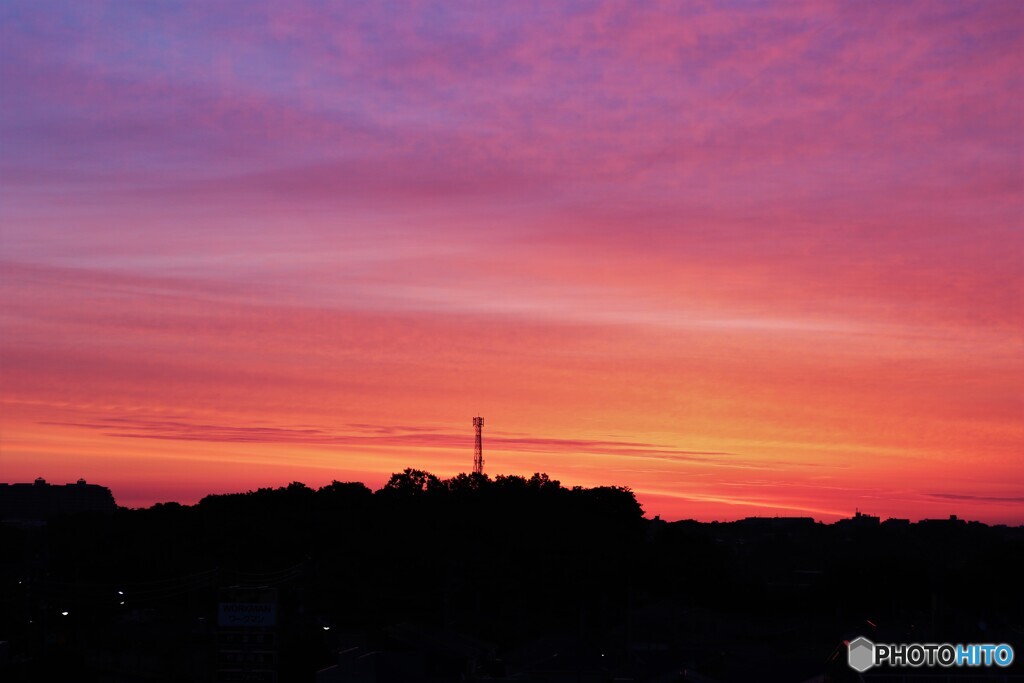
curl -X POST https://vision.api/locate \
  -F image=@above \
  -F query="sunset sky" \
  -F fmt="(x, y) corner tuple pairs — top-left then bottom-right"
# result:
(1, 1), (1021, 522)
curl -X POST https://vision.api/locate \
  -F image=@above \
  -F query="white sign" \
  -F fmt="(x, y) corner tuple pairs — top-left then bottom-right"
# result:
(218, 602), (277, 627)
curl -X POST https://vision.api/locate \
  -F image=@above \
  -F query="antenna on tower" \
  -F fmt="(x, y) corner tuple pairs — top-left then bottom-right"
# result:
(473, 416), (484, 475)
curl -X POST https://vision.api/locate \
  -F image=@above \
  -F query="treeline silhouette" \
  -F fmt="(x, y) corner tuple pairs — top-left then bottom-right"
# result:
(1, 470), (1022, 682)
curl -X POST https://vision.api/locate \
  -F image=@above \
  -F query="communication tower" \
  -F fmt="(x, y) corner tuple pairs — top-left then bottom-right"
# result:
(473, 416), (484, 475)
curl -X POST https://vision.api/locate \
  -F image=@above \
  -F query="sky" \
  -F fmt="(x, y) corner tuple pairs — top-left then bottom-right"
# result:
(1, 1), (1022, 522)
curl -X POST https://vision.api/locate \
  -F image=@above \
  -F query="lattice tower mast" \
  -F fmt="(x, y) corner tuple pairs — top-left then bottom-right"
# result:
(473, 416), (484, 475)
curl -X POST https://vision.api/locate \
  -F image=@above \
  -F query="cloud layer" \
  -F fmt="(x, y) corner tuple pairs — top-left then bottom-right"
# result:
(1, 1), (1021, 520)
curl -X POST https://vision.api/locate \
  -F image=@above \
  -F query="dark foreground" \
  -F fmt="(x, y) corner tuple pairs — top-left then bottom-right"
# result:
(1, 470), (1022, 682)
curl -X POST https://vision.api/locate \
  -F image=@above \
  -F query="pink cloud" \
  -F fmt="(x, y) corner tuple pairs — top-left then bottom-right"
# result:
(2, 0), (1021, 520)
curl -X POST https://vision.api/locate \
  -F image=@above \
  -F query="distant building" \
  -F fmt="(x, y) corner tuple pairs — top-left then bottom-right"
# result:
(0, 478), (116, 524)
(833, 510), (880, 534)
(919, 514), (967, 528)
(852, 510), (879, 526)
(736, 516), (816, 531)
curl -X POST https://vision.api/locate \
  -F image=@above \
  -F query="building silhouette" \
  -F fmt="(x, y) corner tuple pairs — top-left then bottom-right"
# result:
(0, 477), (116, 523)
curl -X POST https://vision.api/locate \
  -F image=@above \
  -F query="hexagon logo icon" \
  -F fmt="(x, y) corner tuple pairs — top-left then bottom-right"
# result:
(848, 636), (875, 672)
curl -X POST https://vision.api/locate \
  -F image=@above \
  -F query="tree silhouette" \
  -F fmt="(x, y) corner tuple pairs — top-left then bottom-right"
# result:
(379, 467), (444, 497)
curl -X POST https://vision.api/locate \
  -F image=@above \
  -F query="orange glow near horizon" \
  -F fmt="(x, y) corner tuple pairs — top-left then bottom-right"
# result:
(2, 266), (1020, 522)
(1, 2), (1022, 523)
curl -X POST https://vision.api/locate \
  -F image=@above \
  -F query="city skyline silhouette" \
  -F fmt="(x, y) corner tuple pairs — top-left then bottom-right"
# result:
(2, 470), (1022, 681)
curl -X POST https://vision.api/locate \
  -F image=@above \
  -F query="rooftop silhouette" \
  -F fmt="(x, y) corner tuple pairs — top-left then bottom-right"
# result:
(0, 478), (115, 525)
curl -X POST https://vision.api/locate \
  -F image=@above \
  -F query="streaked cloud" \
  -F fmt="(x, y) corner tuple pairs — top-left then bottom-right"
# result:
(927, 493), (1024, 505)
(1, 0), (1021, 521)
